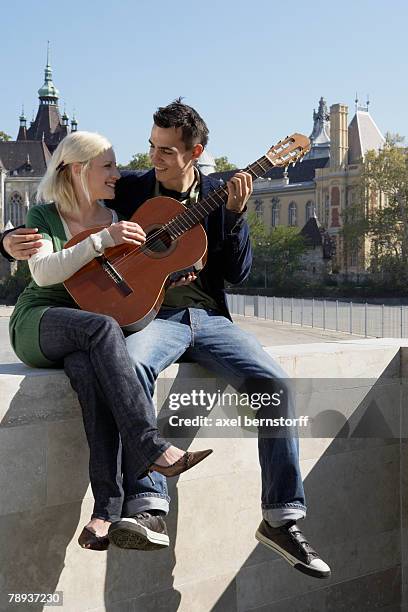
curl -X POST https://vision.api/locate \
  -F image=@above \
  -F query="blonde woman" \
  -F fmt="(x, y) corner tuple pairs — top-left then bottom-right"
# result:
(9, 131), (211, 550)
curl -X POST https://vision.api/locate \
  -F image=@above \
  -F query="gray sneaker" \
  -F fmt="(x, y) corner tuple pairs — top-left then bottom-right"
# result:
(108, 512), (169, 550)
(255, 519), (331, 579)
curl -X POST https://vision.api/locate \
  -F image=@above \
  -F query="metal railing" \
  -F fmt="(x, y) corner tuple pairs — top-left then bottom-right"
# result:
(226, 294), (408, 338)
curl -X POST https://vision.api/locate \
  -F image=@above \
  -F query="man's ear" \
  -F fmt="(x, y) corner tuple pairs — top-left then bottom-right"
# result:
(191, 143), (204, 161)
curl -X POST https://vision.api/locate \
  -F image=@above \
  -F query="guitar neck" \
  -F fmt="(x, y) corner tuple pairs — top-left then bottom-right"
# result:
(166, 154), (275, 239)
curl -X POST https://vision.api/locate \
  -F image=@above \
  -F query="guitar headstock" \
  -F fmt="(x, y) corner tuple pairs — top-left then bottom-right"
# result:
(266, 133), (311, 167)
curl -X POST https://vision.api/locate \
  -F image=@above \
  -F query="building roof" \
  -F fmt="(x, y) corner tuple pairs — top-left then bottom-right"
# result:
(348, 109), (385, 162)
(0, 141), (50, 176)
(300, 216), (323, 247)
(300, 216), (334, 258)
(25, 104), (68, 151)
(210, 156), (329, 184)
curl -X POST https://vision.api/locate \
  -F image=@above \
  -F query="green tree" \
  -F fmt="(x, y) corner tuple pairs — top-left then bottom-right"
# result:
(342, 134), (408, 287)
(0, 131), (12, 141)
(247, 211), (270, 246)
(118, 152), (153, 171)
(367, 136), (408, 286)
(247, 213), (306, 288)
(214, 156), (237, 172)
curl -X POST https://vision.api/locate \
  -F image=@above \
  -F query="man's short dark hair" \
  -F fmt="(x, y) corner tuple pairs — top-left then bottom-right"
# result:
(153, 98), (209, 150)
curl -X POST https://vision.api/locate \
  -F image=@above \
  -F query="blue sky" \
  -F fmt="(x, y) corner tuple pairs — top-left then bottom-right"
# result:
(1, 0), (406, 167)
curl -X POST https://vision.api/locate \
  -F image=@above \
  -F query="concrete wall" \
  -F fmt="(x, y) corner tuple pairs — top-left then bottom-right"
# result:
(0, 339), (407, 611)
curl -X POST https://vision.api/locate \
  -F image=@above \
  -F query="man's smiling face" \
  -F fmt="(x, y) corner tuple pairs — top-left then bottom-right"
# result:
(148, 125), (202, 189)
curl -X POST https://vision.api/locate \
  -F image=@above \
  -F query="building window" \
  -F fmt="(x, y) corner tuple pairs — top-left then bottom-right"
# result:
(6, 191), (24, 227)
(271, 197), (280, 227)
(254, 199), (263, 219)
(324, 194), (330, 227)
(331, 186), (340, 207)
(305, 201), (315, 221)
(288, 201), (297, 226)
(350, 248), (358, 267)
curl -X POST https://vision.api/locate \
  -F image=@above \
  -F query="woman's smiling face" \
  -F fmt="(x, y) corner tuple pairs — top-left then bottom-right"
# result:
(87, 148), (121, 201)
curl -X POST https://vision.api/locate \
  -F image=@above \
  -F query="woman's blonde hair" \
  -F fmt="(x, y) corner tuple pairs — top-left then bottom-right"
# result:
(37, 131), (112, 213)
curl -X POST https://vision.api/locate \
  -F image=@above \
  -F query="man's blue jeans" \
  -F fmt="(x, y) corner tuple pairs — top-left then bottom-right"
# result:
(125, 308), (306, 523)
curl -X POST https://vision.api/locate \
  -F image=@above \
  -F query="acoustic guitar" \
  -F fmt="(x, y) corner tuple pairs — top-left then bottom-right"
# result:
(64, 133), (310, 331)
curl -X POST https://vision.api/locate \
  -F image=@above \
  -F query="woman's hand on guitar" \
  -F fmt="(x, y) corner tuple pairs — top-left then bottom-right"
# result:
(226, 171), (253, 213)
(107, 221), (146, 246)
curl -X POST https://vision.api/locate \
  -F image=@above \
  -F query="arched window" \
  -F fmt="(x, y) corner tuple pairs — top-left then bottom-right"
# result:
(271, 197), (280, 227)
(324, 194), (330, 227)
(331, 186), (340, 207)
(254, 199), (263, 219)
(305, 201), (315, 221)
(288, 201), (297, 226)
(5, 191), (24, 227)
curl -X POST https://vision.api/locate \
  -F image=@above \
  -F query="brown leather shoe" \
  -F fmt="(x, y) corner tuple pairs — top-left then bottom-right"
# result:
(78, 526), (110, 551)
(150, 449), (213, 478)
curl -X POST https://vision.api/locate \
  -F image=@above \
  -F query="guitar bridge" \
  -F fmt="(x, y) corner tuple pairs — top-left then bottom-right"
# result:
(99, 256), (133, 297)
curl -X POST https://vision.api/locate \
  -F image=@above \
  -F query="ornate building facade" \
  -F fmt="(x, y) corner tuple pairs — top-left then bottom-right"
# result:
(213, 97), (385, 276)
(0, 49), (78, 234)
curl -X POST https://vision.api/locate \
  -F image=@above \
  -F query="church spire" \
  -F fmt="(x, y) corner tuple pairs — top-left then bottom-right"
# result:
(71, 110), (78, 132)
(17, 104), (27, 140)
(306, 96), (331, 159)
(19, 105), (27, 127)
(25, 45), (67, 152)
(38, 41), (60, 105)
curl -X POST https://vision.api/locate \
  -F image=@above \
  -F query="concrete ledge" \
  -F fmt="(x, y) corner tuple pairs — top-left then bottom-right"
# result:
(0, 339), (407, 611)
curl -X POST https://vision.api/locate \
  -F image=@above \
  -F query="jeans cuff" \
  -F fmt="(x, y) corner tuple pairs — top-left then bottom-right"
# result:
(262, 504), (306, 523)
(123, 495), (170, 517)
(91, 498), (124, 522)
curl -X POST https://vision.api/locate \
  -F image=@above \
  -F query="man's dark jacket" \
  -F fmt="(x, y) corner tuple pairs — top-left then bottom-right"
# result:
(0, 169), (252, 319)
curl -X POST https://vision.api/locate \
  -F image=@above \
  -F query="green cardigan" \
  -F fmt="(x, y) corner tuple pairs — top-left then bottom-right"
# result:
(9, 203), (78, 368)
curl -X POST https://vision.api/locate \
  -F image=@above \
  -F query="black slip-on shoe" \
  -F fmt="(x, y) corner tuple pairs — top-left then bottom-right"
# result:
(255, 519), (331, 579)
(108, 512), (169, 550)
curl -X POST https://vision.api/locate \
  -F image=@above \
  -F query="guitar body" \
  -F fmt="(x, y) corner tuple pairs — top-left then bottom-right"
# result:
(64, 196), (208, 331)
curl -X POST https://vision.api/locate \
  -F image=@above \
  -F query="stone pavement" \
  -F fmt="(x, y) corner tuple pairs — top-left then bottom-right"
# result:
(233, 314), (358, 346)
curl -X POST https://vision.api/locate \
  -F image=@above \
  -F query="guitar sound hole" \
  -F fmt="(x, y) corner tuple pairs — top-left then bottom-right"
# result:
(145, 228), (173, 253)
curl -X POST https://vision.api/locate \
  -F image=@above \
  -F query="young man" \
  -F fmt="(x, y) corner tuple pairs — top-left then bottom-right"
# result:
(1, 100), (330, 578)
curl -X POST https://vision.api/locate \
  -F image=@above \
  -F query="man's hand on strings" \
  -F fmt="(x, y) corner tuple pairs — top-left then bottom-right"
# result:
(226, 171), (253, 213)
